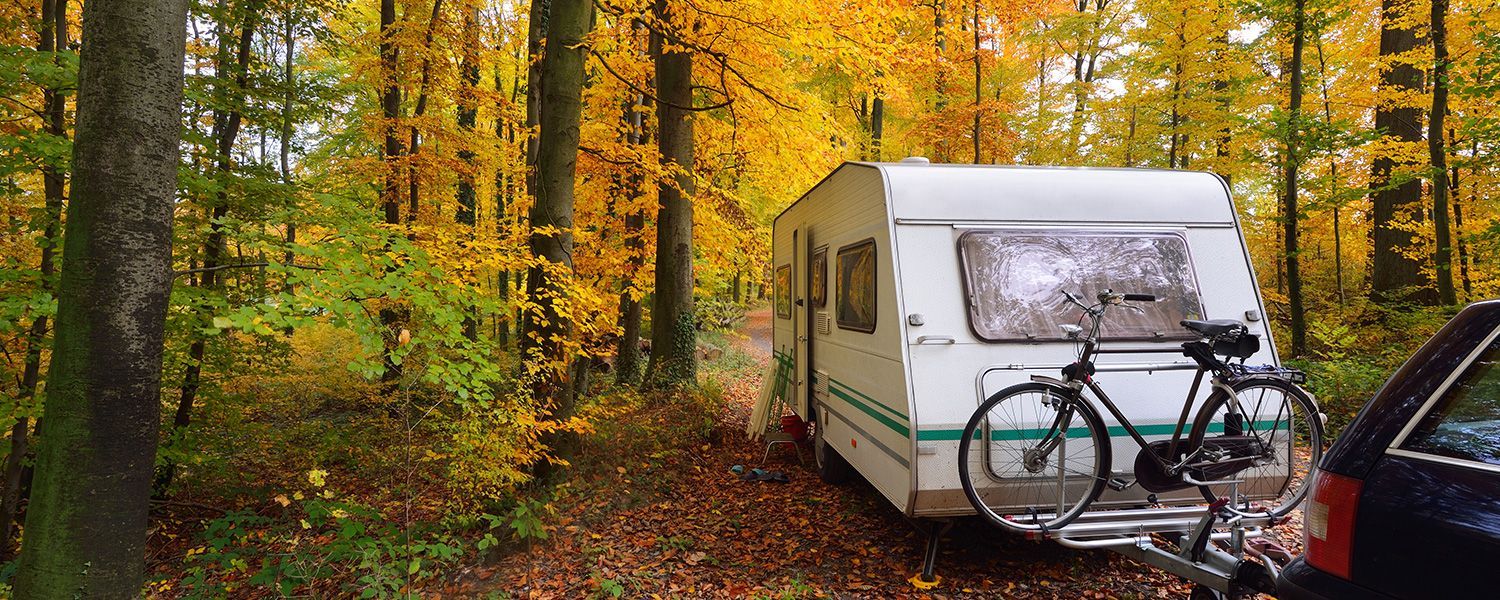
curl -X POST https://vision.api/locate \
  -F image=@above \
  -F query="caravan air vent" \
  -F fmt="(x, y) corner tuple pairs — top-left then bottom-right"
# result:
(816, 312), (832, 335)
(900, 156), (931, 164)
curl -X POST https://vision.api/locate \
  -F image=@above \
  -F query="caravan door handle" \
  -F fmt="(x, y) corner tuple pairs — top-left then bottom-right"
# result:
(917, 335), (956, 345)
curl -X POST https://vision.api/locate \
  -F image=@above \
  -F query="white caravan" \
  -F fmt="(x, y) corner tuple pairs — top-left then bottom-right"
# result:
(769, 160), (1277, 518)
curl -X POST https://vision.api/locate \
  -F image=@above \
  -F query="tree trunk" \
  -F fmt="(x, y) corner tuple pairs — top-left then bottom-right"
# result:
(870, 95), (884, 161)
(1429, 0), (1455, 305)
(971, 0), (981, 164)
(1369, 0), (1431, 305)
(280, 2), (296, 295)
(1313, 30), (1343, 305)
(644, 0), (697, 388)
(495, 67), (513, 348)
(615, 22), (648, 387)
(2, 0), (69, 560)
(160, 0), (262, 497)
(379, 0), (404, 382)
(1066, 0), (1105, 158)
(932, 0), (947, 161)
(13, 0), (189, 592)
(455, 6), (480, 227)
(1284, 0), (1307, 356)
(524, 0), (593, 477)
(405, 0), (445, 226)
(1168, 24), (1186, 169)
(525, 0), (548, 190)
(455, 4), (480, 340)
(1211, 1), (1232, 186)
(1457, 141), (1474, 297)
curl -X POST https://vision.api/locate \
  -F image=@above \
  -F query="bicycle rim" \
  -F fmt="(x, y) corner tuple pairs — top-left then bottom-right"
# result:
(1190, 380), (1323, 517)
(959, 384), (1108, 532)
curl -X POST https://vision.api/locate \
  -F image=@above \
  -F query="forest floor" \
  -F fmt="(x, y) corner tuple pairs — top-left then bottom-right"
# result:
(436, 308), (1297, 599)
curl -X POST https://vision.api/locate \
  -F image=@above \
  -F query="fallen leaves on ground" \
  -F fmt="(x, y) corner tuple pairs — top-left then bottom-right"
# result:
(435, 310), (1271, 598)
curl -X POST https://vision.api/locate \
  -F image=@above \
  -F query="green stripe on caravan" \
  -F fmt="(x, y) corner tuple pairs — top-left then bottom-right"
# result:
(827, 386), (909, 438)
(916, 420), (1288, 442)
(828, 379), (907, 423)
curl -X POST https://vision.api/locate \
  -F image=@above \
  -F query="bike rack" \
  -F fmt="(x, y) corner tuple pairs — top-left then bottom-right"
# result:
(968, 358), (1297, 598)
(1030, 502), (1285, 598)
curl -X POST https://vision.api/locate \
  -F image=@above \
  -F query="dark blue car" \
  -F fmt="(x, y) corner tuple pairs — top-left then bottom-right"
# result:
(1278, 300), (1500, 599)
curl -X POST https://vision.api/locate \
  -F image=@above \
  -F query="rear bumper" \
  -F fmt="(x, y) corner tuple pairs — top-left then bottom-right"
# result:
(1276, 558), (1396, 600)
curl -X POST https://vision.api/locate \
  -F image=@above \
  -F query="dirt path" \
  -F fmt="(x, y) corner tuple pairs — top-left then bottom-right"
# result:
(739, 307), (772, 357)
(453, 311), (1214, 598)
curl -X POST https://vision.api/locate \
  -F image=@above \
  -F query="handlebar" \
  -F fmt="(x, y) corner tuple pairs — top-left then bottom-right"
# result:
(1061, 289), (1159, 306)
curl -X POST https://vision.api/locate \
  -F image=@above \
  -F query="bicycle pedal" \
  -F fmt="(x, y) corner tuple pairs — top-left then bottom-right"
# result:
(1106, 477), (1136, 492)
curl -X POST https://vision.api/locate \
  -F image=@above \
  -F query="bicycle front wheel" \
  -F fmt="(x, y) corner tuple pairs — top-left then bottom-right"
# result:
(1188, 377), (1324, 518)
(958, 382), (1110, 533)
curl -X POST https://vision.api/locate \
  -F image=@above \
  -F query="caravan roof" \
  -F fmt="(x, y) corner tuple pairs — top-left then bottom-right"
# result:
(779, 162), (1236, 226)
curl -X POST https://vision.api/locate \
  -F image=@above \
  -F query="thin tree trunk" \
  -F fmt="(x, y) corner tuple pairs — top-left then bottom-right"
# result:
(1457, 139), (1475, 297)
(1313, 29), (1343, 305)
(379, 0), (404, 382)
(495, 67), (513, 348)
(1284, 0), (1307, 356)
(14, 0), (189, 591)
(1211, 0), (1232, 186)
(281, 2), (296, 295)
(615, 22), (648, 387)
(525, 0), (548, 190)
(514, 0), (549, 351)
(644, 0), (697, 388)
(870, 95), (884, 161)
(1370, 0), (1431, 305)
(972, 0), (981, 164)
(1430, 0), (1455, 304)
(406, 0), (445, 226)
(455, 4), (480, 340)
(1168, 24), (1185, 169)
(525, 0), (593, 478)
(161, 0), (262, 496)
(932, 0), (947, 161)
(1, 0), (69, 560)
(456, 6), (480, 226)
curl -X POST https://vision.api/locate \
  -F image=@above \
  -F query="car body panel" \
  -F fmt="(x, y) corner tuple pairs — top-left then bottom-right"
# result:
(1350, 455), (1500, 598)
(1280, 300), (1500, 599)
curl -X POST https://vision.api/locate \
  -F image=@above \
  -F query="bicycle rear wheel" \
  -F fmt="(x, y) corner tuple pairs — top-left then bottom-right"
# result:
(1188, 377), (1323, 518)
(958, 382), (1110, 533)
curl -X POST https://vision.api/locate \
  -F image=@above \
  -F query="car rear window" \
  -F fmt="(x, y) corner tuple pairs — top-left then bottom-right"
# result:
(957, 230), (1207, 341)
(1403, 337), (1500, 467)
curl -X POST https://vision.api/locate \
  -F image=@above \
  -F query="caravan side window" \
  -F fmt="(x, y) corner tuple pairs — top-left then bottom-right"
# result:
(836, 239), (876, 333)
(810, 248), (828, 308)
(958, 230), (1205, 341)
(774, 265), (792, 319)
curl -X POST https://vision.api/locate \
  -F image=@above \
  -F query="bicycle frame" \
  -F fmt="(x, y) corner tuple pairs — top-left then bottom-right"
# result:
(1039, 291), (1251, 479)
(1053, 335), (1231, 477)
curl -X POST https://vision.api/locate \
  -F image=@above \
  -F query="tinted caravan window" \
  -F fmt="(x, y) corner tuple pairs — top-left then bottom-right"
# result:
(836, 240), (876, 332)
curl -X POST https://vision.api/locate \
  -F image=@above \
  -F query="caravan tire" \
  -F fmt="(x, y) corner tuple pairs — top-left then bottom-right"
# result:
(813, 405), (852, 484)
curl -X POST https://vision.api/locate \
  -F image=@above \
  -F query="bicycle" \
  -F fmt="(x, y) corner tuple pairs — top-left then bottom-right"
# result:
(958, 290), (1323, 533)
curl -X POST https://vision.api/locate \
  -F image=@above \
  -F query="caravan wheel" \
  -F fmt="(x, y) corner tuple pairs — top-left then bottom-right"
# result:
(814, 405), (852, 484)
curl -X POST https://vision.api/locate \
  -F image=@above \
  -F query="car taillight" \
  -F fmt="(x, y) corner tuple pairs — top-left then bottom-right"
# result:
(1305, 469), (1362, 580)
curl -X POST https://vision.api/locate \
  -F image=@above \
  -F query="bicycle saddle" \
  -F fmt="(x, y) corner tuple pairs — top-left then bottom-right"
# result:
(1180, 319), (1245, 338)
